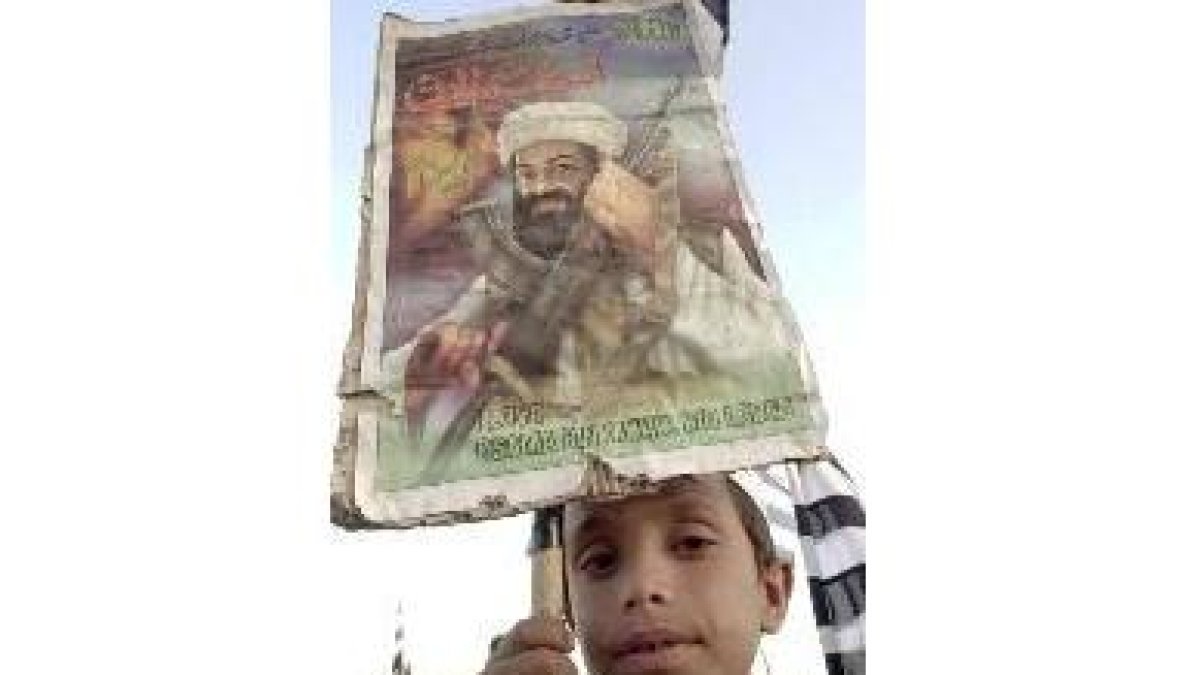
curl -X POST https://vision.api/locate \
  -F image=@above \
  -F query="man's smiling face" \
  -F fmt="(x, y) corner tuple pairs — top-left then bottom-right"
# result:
(563, 475), (791, 675)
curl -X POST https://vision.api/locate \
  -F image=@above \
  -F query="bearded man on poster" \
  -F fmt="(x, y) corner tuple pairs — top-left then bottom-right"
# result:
(380, 100), (801, 462)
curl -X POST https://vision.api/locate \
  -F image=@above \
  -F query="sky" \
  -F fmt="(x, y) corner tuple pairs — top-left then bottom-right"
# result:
(329, 1), (863, 673)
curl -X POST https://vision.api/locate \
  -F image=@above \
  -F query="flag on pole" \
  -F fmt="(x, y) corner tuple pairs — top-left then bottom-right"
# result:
(733, 458), (866, 675)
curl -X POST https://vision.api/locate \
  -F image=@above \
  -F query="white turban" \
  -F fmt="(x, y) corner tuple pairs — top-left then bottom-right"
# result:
(496, 101), (628, 165)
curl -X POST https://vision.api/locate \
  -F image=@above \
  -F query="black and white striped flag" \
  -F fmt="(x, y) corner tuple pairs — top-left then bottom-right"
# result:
(734, 456), (866, 675)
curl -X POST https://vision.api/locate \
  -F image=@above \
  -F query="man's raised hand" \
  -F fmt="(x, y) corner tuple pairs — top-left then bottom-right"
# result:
(403, 321), (508, 422)
(583, 158), (662, 264)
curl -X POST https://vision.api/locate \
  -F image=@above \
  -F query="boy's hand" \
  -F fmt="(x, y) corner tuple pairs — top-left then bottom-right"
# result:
(482, 616), (577, 675)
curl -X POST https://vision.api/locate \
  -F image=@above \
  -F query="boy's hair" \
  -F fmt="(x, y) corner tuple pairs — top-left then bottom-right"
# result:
(725, 476), (778, 569)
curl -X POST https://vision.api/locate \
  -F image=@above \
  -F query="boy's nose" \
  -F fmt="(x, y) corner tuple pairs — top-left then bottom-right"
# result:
(619, 551), (675, 610)
(623, 589), (667, 610)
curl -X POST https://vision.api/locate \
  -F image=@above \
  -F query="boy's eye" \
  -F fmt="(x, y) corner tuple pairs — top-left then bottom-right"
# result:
(673, 535), (718, 556)
(578, 547), (617, 577)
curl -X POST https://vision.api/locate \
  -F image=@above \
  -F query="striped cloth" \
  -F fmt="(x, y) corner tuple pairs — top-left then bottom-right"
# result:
(735, 456), (866, 675)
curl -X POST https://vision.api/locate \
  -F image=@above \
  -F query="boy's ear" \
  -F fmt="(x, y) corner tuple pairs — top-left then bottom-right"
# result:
(759, 560), (794, 635)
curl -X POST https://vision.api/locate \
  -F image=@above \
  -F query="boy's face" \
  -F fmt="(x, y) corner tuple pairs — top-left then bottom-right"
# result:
(563, 475), (791, 675)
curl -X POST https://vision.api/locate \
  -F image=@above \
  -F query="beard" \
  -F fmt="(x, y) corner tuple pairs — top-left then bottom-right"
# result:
(512, 188), (585, 260)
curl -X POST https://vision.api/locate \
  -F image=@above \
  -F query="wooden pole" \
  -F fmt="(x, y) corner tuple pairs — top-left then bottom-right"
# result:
(530, 509), (566, 617)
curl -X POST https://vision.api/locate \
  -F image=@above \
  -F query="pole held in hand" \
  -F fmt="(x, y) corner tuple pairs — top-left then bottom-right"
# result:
(529, 508), (565, 617)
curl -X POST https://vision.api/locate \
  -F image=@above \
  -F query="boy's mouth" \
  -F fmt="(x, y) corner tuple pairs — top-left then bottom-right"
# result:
(612, 628), (700, 670)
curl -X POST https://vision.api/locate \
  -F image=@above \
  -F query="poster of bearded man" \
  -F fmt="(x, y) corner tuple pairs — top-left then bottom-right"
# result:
(333, 0), (828, 528)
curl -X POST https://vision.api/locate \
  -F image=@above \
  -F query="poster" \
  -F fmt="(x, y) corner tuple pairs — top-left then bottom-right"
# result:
(333, 0), (826, 528)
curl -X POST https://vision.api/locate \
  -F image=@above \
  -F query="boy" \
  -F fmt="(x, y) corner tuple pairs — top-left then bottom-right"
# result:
(482, 473), (793, 674)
